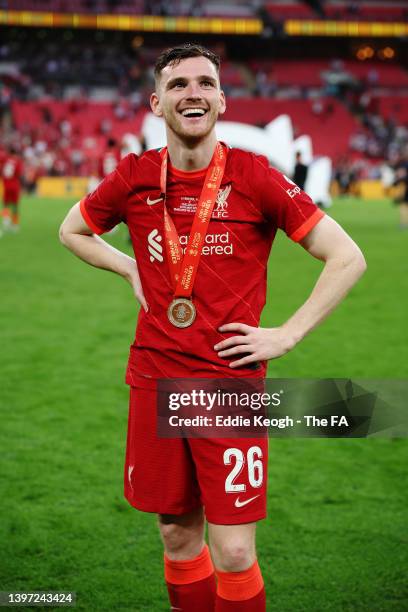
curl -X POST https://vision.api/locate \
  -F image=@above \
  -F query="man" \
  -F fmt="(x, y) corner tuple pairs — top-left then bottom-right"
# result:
(59, 44), (366, 611)
(1, 145), (23, 233)
(293, 151), (308, 191)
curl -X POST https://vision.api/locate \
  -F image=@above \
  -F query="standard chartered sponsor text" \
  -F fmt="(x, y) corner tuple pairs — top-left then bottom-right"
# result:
(179, 231), (233, 256)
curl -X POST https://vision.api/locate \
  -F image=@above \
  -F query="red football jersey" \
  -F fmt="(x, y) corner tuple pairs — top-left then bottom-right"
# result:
(80, 147), (324, 385)
(2, 154), (22, 187)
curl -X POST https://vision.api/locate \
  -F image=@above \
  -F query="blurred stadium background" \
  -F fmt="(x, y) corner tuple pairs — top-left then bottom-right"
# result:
(1, 1), (407, 611)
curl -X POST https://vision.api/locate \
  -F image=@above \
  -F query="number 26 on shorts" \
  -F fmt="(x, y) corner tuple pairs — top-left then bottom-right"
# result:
(223, 446), (263, 493)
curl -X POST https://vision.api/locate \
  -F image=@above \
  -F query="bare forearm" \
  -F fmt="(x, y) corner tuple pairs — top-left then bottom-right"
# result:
(215, 217), (367, 368)
(59, 202), (148, 310)
(60, 230), (135, 280)
(283, 251), (366, 345)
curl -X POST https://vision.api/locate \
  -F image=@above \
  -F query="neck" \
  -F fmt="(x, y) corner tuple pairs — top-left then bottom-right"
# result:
(166, 131), (217, 171)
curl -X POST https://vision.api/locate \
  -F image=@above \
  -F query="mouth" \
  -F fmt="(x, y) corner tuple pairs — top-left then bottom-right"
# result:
(179, 108), (208, 119)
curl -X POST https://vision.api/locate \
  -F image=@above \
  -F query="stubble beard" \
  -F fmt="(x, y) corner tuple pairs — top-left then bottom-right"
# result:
(167, 108), (218, 146)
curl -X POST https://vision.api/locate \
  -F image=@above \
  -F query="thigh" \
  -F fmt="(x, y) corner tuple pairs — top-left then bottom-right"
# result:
(189, 437), (268, 525)
(4, 188), (19, 204)
(125, 386), (202, 515)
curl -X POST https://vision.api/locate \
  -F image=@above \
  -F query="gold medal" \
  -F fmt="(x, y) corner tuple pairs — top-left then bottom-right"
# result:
(160, 143), (227, 329)
(167, 298), (196, 328)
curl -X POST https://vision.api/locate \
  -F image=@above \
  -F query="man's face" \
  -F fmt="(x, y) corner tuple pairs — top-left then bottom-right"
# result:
(150, 56), (226, 143)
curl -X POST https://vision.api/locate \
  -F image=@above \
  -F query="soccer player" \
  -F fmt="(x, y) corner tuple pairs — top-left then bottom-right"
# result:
(1, 146), (23, 233)
(59, 44), (366, 611)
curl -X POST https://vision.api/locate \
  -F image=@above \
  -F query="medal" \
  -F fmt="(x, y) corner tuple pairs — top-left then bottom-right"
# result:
(167, 298), (196, 328)
(160, 142), (227, 328)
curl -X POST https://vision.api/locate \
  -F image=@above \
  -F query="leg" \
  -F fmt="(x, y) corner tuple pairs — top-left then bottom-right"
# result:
(158, 506), (205, 561)
(2, 203), (12, 230)
(188, 433), (268, 612)
(123, 387), (216, 611)
(400, 202), (408, 228)
(10, 203), (20, 229)
(159, 508), (216, 612)
(209, 522), (265, 611)
(208, 521), (256, 572)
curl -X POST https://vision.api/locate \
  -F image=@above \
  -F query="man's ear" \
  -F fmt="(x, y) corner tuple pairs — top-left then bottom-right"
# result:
(218, 90), (226, 116)
(150, 92), (163, 117)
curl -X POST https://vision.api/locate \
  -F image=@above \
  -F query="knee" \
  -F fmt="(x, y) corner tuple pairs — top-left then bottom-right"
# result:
(211, 539), (255, 572)
(158, 511), (204, 559)
(160, 522), (190, 553)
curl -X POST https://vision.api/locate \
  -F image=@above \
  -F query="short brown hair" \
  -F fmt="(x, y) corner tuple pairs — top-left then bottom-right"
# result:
(154, 44), (220, 82)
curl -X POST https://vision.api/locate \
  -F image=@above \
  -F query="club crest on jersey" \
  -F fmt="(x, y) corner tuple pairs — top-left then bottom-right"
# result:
(212, 184), (231, 218)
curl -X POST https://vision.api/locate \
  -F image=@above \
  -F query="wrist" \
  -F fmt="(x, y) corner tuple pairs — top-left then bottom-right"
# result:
(121, 257), (137, 283)
(280, 324), (302, 350)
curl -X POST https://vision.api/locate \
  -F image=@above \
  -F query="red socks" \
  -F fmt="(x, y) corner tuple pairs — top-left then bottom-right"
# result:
(164, 549), (265, 612)
(164, 544), (216, 611)
(215, 561), (266, 611)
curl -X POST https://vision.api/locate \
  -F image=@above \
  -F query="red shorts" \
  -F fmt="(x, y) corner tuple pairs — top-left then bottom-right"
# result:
(124, 386), (268, 524)
(3, 186), (20, 204)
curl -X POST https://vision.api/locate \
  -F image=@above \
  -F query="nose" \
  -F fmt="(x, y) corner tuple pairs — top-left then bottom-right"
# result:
(184, 81), (202, 98)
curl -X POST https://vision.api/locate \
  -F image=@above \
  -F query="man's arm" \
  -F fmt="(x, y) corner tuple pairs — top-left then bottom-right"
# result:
(59, 202), (148, 311)
(214, 215), (366, 368)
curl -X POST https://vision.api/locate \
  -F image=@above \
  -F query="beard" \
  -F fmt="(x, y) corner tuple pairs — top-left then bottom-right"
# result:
(165, 107), (219, 144)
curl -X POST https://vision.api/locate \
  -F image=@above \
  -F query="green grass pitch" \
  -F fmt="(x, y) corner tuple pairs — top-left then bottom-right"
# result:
(0, 195), (407, 611)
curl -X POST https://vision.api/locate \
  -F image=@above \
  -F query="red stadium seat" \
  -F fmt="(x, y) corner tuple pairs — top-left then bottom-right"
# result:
(222, 97), (360, 159)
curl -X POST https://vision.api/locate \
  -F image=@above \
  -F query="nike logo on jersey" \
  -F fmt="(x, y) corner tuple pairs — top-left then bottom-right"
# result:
(234, 495), (260, 508)
(147, 195), (163, 205)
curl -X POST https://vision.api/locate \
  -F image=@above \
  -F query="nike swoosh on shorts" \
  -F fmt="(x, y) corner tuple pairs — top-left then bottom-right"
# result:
(234, 494), (260, 508)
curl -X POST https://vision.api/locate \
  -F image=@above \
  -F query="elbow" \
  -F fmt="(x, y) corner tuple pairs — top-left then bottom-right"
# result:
(59, 223), (69, 247)
(333, 243), (367, 279)
(354, 247), (367, 278)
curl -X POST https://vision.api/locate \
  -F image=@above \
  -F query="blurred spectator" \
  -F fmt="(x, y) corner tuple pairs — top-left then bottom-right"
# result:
(0, 83), (12, 120)
(60, 118), (72, 138)
(113, 97), (130, 121)
(293, 152), (308, 190)
(393, 154), (408, 229)
(98, 137), (121, 179)
(100, 118), (113, 136)
(335, 156), (358, 196)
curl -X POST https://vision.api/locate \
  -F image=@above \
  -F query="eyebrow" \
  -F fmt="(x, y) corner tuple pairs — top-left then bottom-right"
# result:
(165, 75), (217, 90)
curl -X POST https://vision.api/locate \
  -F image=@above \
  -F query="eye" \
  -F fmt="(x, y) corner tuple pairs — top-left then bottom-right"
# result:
(201, 80), (214, 87)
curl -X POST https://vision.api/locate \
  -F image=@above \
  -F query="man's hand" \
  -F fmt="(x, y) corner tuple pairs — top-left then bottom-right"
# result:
(214, 323), (296, 368)
(214, 216), (366, 369)
(124, 260), (148, 313)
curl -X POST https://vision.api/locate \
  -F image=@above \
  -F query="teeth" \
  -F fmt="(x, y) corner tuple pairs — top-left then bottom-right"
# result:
(181, 108), (206, 116)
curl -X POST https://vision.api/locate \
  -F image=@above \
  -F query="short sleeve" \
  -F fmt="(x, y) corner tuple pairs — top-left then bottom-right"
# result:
(253, 155), (325, 242)
(79, 153), (138, 234)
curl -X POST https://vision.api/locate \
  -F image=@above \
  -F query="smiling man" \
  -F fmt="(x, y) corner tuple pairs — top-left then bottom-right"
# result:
(59, 44), (366, 611)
